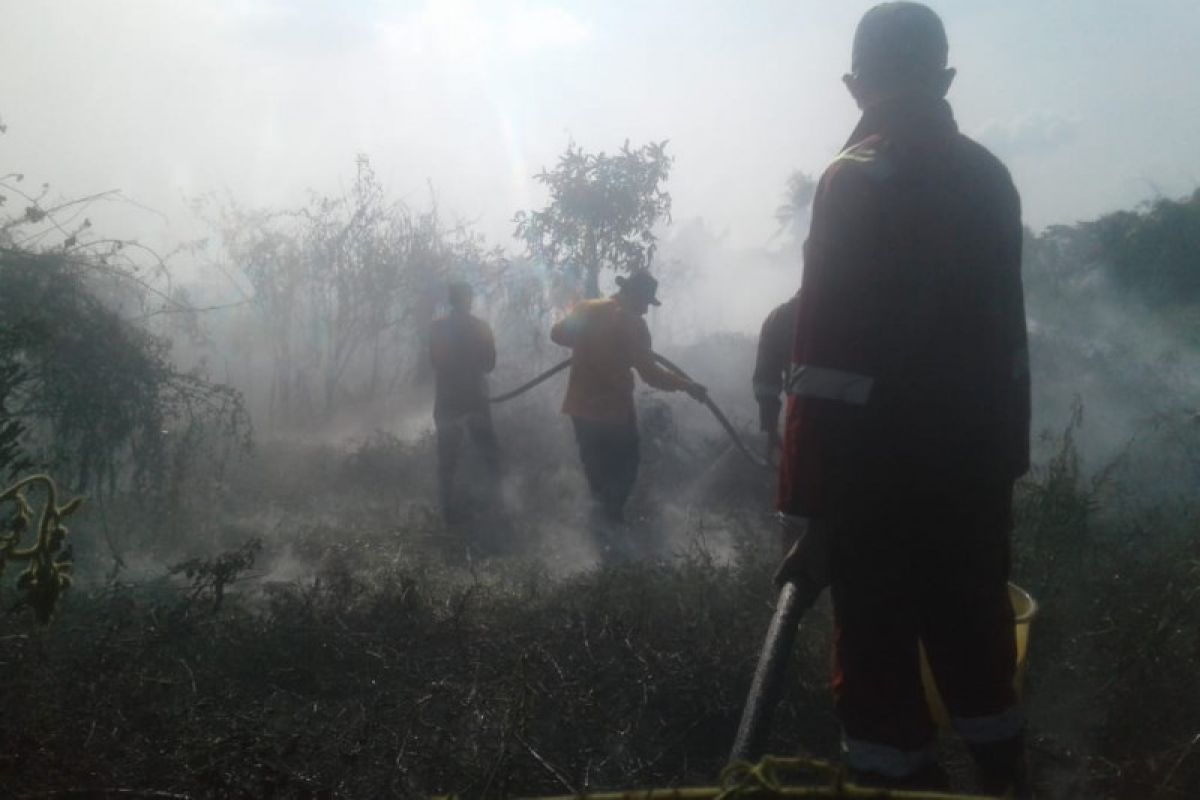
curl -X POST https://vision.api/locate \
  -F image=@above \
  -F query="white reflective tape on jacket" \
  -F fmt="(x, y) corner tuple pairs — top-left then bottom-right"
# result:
(786, 364), (874, 405)
(842, 736), (936, 778)
(952, 706), (1025, 744)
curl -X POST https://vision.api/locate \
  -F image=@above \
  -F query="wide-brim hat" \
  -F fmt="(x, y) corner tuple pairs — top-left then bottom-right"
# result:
(615, 271), (662, 306)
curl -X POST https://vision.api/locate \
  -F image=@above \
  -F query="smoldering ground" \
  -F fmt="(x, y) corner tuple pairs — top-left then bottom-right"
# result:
(5, 3), (1200, 795)
(3, 120), (1200, 798)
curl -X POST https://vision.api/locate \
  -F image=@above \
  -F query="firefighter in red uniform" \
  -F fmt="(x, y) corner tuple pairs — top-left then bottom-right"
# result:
(776, 4), (1032, 794)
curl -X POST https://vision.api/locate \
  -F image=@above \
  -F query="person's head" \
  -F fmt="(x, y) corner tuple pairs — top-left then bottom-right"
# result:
(843, 2), (955, 110)
(447, 281), (473, 313)
(614, 271), (662, 316)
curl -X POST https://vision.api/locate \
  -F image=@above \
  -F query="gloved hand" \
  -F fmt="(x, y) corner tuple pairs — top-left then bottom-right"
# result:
(773, 516), (832, 608)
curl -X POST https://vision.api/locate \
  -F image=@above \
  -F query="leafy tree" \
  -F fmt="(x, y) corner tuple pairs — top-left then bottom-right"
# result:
(1023, 189), (1200, 310)
(0, 250), (249, 495)
(0, 161), (250, 499)
(1093, 189), (1200, 305)
(514, 140), (673, 299)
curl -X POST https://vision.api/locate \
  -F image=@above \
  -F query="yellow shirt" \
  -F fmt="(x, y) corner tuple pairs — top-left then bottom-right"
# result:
(550, 298), (690, 424)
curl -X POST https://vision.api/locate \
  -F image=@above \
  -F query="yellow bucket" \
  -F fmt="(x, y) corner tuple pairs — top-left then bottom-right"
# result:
(919, 582), (1037, 728)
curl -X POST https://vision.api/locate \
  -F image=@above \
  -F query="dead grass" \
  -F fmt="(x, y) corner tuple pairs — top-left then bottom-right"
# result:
(1, 413), (1198, 799)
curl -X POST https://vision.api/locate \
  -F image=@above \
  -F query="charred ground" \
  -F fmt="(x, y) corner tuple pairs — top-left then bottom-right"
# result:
(2, 388), (1199, 798)
(2, 173), (1199, 798)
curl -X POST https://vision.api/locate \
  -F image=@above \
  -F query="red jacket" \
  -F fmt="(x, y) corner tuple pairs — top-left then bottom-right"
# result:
(779, 98), (1030, 516)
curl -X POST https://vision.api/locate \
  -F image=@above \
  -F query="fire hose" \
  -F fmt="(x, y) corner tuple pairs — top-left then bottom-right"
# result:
(492, 357), (821, 765)
(490, 355), (771, 470)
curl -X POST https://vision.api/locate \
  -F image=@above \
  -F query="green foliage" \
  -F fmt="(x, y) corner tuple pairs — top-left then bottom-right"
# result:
(1025, 188), (1200, 310)
(1096, 189), (1200, 304)
(514, 139), (673, 299)
(0, 474), (84, 624)
(0, 248), (250, 495)
(1, 157), (252, 502)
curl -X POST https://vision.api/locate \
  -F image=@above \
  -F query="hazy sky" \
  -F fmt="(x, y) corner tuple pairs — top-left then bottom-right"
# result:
(3, 0), (1198, 253)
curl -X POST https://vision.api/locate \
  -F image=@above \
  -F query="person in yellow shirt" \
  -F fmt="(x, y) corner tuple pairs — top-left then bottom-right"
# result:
(550, 271), (706, 546)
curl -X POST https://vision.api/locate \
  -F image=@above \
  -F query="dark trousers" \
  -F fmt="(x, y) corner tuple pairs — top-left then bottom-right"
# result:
(571, 415), (639, 522)
(830, 481), (1022, 785)
(435, 408), (500, 514)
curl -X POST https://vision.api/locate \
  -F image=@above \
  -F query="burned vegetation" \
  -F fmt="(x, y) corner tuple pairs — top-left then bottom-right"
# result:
(1, 153), (1199, 800)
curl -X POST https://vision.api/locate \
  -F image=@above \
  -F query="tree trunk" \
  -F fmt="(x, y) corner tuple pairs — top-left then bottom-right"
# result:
(584, 228), (601, 299)
(585, 265), (600, 299)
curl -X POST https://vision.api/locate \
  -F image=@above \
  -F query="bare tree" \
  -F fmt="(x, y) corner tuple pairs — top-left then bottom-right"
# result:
(209, 157), (507, 425)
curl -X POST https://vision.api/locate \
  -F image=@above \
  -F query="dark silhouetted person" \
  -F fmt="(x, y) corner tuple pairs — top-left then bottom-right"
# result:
(753, 291), (802, 457)
(776, 3), (1032, 795)
(754, 290), (806, 555)
(550, 271), (706, 554)
(430, 282), (500, 521)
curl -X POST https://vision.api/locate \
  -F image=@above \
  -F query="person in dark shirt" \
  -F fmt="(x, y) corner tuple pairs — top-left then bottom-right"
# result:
(430, 282), (500, 521)
(752, 292), (801, 456)
(754, 291), (805, 556)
